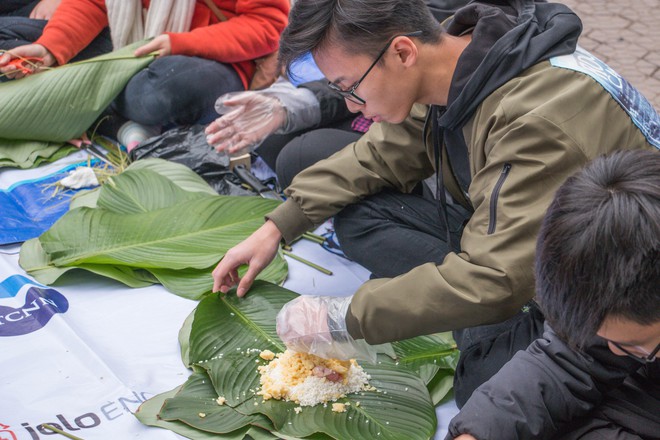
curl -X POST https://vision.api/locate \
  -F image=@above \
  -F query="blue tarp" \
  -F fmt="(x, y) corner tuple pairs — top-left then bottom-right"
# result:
(0, 161), (97, 245)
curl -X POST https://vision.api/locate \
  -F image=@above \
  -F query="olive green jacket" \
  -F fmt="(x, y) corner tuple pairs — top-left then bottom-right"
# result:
(267, 61), (656, 344)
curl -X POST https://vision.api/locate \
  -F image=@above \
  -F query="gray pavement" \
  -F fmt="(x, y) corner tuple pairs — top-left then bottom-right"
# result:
(561, 0), (660, 111)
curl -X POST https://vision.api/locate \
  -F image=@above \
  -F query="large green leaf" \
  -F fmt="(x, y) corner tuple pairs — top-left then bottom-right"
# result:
(0, 42), (154, 143)
(0, 42), (154, 168)
(188, 282), (292, 406)
(159, 371), (272, 434)
(135, 384), (259, 440)
(18, 237), (157, 287)
(391, 333), (459, 373)
(39, 195), (279, 269)
(0, 139), (76, 169)
(390, 333), (458, 405)
(160, 283), (438, 440)
(125, 158), (218, 196)
(19, 162), (288, 298)
(68, 159), (218, 211)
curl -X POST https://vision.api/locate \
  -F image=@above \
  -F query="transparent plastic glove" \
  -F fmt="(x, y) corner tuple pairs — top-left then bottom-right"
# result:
(205, 91), (286, 156)
(276, 295), (377, 363)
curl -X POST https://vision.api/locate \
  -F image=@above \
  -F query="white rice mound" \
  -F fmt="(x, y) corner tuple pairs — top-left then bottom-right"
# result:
(257, 349), (371, 407)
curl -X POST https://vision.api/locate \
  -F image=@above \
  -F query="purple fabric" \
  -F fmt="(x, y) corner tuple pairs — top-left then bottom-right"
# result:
(350, 115), (374, 133)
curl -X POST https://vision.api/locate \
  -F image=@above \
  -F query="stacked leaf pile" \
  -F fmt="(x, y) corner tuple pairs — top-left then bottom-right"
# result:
(136, 281), (458, 440)
(0, 42), (155, 168)
(18, 159), (288, 299)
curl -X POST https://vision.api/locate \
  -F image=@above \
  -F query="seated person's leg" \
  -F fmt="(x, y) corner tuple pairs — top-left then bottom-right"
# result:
(275, 127), (361, 188)
(452, 302), (545, 408)
(113, 55), (243, 127)
(334, 189), (470, 278)
(0, 15), (46, 52)
(0, 0), (39, 16)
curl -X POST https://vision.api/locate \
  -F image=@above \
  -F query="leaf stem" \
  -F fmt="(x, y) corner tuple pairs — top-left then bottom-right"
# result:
(40, 424), (85, 440)
(282, 250), (332, 275)
(302, 232), (326, 244)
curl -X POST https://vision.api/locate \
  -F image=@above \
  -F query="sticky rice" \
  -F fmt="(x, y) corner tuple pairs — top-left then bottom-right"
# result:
(257, 349), (371, 407)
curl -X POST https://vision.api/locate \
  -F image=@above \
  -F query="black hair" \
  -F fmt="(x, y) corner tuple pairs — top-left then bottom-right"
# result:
(279, 0), (444, 79)
(536, 149), (660, 349)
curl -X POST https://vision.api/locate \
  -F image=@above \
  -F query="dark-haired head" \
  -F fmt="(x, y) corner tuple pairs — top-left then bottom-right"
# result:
(279, 0), (444, 80)
(536, 150), (660, 349)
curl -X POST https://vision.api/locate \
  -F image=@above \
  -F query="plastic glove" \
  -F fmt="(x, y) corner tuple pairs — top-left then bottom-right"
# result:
(205, 91), (286, 156)
(276, 295), (376, 362)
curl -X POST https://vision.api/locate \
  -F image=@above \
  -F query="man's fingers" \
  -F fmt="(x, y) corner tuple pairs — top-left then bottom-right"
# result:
(236, 265), (261, 297)
(135, 42), (158, 57)
(228, 138), (253, 154)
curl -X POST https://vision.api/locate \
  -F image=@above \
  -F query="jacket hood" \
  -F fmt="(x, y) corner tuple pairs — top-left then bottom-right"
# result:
(439, 0), (582, 129)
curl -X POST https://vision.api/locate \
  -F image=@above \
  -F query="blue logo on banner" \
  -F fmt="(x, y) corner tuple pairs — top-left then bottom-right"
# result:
(0, 275), (69, 336)
(550, 46), (660, 149)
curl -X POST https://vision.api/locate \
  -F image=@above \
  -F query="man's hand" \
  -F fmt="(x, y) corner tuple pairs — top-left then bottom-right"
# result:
(206, 91), (287, 156)
(0, 44), (56, 79)
(134, 34), (172, 58)
(29, 0), (61, 20)
(276, 295), (375, 361)
(212, 220), (282, 297)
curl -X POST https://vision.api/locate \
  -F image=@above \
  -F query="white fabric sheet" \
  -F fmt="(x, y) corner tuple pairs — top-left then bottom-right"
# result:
(0, 156), (458, 440)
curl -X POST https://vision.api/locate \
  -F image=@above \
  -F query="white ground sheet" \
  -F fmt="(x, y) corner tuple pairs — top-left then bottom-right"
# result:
(0, 153), (458, 440)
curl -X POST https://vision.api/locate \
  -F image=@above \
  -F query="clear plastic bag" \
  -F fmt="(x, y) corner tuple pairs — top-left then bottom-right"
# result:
(276, 295), (377, 362)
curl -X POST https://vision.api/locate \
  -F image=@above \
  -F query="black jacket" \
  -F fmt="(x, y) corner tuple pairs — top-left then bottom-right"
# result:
(447, 323), (660, 439)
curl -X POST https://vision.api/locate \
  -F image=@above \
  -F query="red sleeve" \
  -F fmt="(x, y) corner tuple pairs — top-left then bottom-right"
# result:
(36, 0), (109, 65)
(167, 0), (290, 63)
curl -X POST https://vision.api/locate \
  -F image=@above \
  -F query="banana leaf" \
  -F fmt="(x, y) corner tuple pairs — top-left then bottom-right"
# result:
(0, 139), (77, 169)
(19, 160), (288, 299)
(138, 282), (456, 440)
(68, 158), (218, 210)
(0, 41), (154, 168)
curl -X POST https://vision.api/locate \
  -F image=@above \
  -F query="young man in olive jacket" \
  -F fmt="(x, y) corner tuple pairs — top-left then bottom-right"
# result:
(450, 149), (659, 440)
(212, 0), (659, 404)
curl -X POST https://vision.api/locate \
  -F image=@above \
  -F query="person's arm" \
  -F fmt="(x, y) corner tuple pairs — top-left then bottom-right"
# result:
(34, 0), (108, 65)
(167, 0), (289, 63)
(205, 78), (321, 154)
(446, 324), (641, 440)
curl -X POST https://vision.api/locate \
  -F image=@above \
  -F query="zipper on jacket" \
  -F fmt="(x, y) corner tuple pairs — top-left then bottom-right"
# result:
(488, 163), (512, 235)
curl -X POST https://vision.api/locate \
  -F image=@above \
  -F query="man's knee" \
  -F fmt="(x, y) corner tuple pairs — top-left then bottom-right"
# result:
(275, 134), (307, 188)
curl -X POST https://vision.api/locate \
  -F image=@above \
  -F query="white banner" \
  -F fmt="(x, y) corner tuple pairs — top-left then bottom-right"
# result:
(0, 157), (457, 440)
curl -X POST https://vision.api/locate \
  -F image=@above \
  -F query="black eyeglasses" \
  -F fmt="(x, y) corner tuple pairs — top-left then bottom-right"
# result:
(327, 30), (423, 105)
(610, 340), (660, 364)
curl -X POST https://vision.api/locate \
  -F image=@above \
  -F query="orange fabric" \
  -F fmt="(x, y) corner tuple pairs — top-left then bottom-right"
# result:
(35, 0), (289, 89)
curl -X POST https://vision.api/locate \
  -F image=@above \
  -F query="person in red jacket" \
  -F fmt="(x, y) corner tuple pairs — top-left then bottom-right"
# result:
(0, 0), (289, 131)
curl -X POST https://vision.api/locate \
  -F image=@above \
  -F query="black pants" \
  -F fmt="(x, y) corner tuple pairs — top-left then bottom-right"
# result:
(0, 18), (243, 127)
(257, 122), (358, 188)
(0, 0), (38, 16)
(452, 302), (545, 407)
